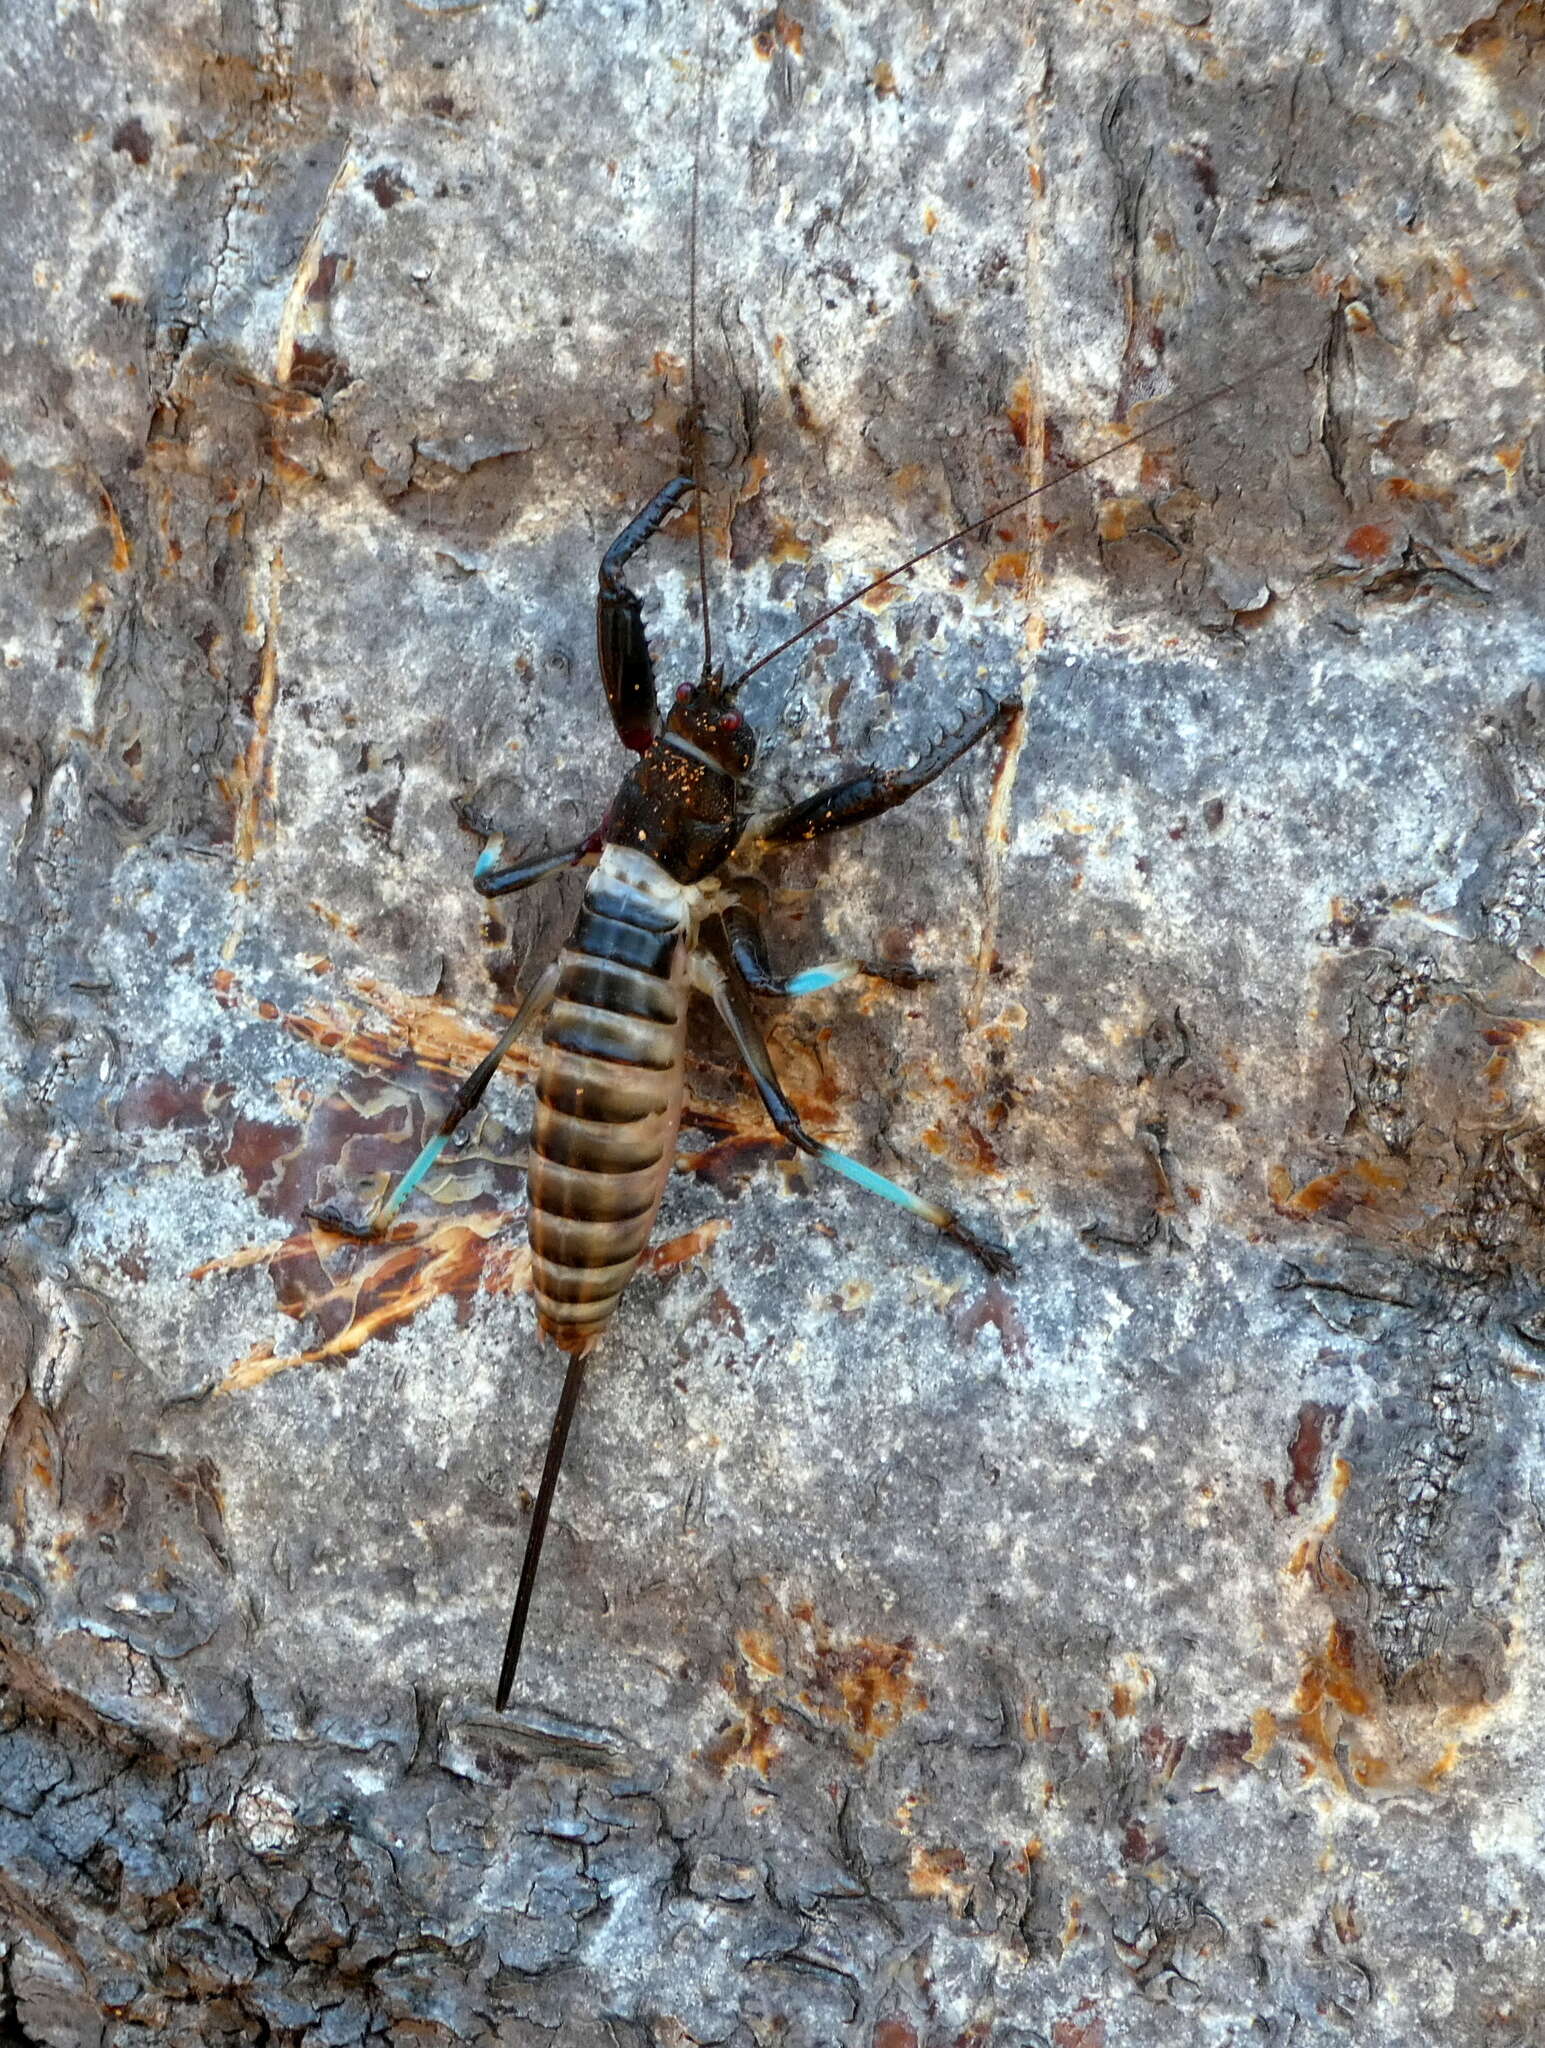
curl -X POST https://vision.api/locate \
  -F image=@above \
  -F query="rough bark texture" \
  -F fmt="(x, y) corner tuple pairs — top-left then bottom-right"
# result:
(2, 0), (1543, 2041)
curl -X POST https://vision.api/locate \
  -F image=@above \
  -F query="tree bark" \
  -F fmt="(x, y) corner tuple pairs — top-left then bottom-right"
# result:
(1, 0), (1542, 2041)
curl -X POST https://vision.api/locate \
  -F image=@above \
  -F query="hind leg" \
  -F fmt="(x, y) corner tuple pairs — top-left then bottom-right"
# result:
(307, 965), (560, 1238)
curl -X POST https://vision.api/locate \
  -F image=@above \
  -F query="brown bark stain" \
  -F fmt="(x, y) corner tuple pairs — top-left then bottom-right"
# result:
(1120, 1818), (1164, 1866)
(907, 1843), (970, 1912)
(1452, 0), (1545, 83)
(1496, 441), (1527, 483)
(2, 1394), (62, 1541)
(198, 1154), (726, 1396)
(1139, 1721), (1187, 1783)
(737, 1630), (783, 1676)
(112, 116), (153, 163)
(1062, 1899), (1083, 1952)
(984, 547), (1030, 586)
(1052, 2001), (1107, 2048)
(1343, 521), (1394, 562)
(219, 551), (284, 878)
(1284, 1401), (1345, 1515)
(751, 8), (805, 59)
(1267, 1157), (1407, 1223)
(645, 1221), (729, 1272)
(679, 1133), (785, 1192)
(364, 164), (411, 208)
(225, 1114), (305, 1200)
(307, 900), (362, 939)
(1094, 495), (1150, 544)
(119, 1065), (235, 1139)
(1258, 1484), (1506, 1797)
(699, 1605), (926, 1775)
(698, 1662), (785, 1779)
(1245, 1708), (1278, 1764)
(768, 517), (812, 563)
(821, 1634), (925, 1756)
(1021, 1699), (1062, 1743)
(207, 1214), (531, 1393)
(950, 1283), (1030, 1366)
(921, 1116), (1003, 1177)
(1383, 474), (1454, 504)
(1006, 378), (1037, 449)
(95, 479), (133, 572)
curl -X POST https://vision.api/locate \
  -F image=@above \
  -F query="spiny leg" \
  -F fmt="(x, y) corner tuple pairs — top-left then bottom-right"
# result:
(711, 888), (934, 997)
(475, 836), (598, 900)
(307, 964), (560, 1240)
(495, 1345), (589, 1710)
(597, 475), (696, 754)
(759, 693), (1018, 846)
(690, 952), (1014, 1276)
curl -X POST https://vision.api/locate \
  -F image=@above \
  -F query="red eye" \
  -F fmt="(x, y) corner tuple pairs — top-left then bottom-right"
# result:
(722, 712), (742, 731)
(676, 684), (692, 703)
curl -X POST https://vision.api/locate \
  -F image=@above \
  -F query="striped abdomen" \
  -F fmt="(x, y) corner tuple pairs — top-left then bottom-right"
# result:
(528, 853), (690, 1352)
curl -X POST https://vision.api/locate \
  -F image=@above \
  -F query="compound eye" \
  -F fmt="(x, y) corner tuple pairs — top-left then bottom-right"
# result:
(722, 712), (742, 732)
(675, 684), (692, 703)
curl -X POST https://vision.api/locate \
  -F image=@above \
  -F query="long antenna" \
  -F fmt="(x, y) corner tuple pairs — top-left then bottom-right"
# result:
(728, 346), (1303, 693)
(495, 1347), (589, 1710)
(688, 0), (715, 681)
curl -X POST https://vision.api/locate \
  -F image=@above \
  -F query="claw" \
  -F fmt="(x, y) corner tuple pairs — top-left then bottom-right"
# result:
(870, 960), (938, 990)
(453, 793), (503, 841)
(950, 1219), (1016, 1278)
(304, 1201), (384, 1243)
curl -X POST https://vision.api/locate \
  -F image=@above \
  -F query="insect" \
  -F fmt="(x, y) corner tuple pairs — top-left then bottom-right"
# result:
(308, 34), (1275, 1706)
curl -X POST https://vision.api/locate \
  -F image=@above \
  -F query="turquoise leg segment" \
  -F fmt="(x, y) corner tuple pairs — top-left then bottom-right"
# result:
(785, 961), (859, 996)
(474, 841), (503, 882)
(695, 945), (1015, 1276)
(377, 1132), (450, 1224)
(809, 1141), (949, 1228)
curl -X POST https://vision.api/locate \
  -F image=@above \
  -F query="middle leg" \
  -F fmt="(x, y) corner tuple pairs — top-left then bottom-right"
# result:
(690, 950), (1013, 1276)
(710, 883), (935, 998)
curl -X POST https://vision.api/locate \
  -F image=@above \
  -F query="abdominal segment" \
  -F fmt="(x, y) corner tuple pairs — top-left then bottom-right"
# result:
(528, 899), (689, 1352)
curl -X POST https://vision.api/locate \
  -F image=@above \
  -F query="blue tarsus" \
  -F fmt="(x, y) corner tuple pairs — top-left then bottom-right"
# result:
(806, 1141), (949, 1226)
(785, 962), (857, 996)
(376, 1132), (450, 1224)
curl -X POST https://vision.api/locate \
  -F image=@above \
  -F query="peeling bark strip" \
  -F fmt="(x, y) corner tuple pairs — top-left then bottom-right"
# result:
(0, 0), (1542, 2039)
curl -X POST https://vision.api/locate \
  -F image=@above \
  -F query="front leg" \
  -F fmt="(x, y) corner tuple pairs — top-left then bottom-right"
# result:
(759, 692), (1017, 846)
(597, 475), (696, 754)
(689, 950), (1014, 1276)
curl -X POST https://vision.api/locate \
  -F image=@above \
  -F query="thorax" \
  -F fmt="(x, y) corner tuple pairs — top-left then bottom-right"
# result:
(579, 844), (719, 948)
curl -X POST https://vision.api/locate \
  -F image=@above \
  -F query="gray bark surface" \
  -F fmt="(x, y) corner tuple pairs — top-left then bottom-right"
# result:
(1, 0), (1542, 2041)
